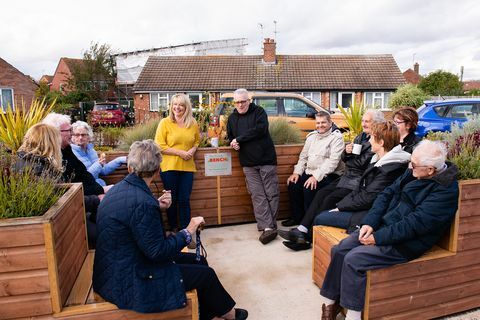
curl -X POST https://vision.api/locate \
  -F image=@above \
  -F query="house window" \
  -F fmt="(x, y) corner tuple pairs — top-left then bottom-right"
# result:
(0, 88), (14, 112)
(330, 92), (355, 109)
(364, 92), (392, 110)
(188, 92), (210, 108)
(298, 92), (321, 104)
(150, 93), (170, 112)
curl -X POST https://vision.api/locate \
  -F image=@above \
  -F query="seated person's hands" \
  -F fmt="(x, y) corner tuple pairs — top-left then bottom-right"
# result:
(287, 173), (299, 185)
(186, 216), (205, 236)
(158, 190), (172, 209)
(99, 153), (106, 165)
(345, 143), (354, 154)
(358, 225), (375, 245)
(303, 176), (318, 190)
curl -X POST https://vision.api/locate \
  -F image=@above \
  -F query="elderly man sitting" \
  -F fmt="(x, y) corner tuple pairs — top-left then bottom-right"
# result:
(319, 140), (459, 320)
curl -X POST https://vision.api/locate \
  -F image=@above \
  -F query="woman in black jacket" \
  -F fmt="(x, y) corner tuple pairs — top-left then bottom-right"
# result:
(313, 121), (411, 232)
(392, 106), (422, 154)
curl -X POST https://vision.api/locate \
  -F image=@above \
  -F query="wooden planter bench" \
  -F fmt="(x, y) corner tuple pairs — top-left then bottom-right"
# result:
(312, 179), (480, 319)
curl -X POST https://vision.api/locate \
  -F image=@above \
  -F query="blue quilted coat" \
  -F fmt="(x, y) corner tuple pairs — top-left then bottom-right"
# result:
(93, 173), (189, 313)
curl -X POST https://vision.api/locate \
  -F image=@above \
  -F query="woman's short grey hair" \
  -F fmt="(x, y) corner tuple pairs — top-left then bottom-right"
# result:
(72, 121), (94, 140)
(413, 140), (447, 170)
(42, 113), (71, 129)
(128, 140), (162, 178)
(365, 109), (385, 123)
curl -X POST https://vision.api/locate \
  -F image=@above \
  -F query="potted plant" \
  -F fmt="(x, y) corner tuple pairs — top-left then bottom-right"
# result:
(336, 99), (366, 142)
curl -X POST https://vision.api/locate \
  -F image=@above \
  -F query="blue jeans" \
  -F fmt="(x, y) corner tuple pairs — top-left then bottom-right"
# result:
(160, 170), (194, 230)
(313, 209), (354, 229)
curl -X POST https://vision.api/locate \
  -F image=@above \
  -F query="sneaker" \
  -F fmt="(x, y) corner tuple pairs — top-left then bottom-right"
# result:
(259, 229), (277, 244)
(283, 241), (311, 251)
(281, 218), (298, 227)
(235, 308), (248, 320)
(278, 228), (307, 243)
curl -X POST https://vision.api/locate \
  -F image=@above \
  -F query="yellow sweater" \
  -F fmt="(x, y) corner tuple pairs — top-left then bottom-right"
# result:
(154, 118), (200, 172)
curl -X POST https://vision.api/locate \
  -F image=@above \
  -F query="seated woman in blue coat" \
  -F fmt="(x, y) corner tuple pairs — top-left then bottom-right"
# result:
(71, 121), (126, 186)
(93, 140), (248, 320)
(319, 140), (459, 320)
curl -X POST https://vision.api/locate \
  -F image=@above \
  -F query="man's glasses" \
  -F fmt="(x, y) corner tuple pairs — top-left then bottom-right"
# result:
(408, 161), (431, 169)
(60, 129), (73, 133)
(234, 100), (248, 105)
(72, 133), (89, 137)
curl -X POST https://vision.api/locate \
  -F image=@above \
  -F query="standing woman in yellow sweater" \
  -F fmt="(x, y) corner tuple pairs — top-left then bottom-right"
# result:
(155, 94), (200, 231)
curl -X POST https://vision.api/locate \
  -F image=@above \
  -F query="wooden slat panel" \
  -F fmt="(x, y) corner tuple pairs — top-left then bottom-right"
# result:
(0, 292), (52, 319)
(65, 251), (94, 307)
(457, 232), (480, 251)
(0, 223), (45, 248)
(459, 179), (480, 201)
(458, 215), (480, 234)
(0, 245), (47, 273)
(0, 269), (49, 297)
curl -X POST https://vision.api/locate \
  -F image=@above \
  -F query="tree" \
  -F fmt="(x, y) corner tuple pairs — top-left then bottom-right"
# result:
(68, 42), (115, 101)
(418, 70), (463, 96)
(389, 84), (428, 109)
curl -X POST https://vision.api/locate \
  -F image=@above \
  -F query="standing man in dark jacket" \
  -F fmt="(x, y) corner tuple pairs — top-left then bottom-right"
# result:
(319, 140), (459, 320)
(227, 88), (279, 244)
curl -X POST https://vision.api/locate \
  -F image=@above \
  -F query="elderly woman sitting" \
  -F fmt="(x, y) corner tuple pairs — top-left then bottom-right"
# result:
(93, 140), (248, 320)
(71, 121), (126, 186)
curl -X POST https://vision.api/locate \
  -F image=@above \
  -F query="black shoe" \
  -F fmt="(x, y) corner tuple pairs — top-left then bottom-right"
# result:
(283, 241), (311, 251)
(235, 308), (248, 320)
(259, 229), (277, 244)
(278, 228), (307, 243)
(281, 218), (297, 227)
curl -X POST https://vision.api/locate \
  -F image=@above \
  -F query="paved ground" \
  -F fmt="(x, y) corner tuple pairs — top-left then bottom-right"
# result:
(198, 222), (480, 320)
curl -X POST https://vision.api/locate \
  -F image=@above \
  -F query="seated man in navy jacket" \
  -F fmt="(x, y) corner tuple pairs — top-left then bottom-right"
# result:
(319, 140), (459, 320)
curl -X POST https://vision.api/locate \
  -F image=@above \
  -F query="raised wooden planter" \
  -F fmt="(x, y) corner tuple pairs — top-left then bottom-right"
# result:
(0, 183), (85, 319)
(104, 144), (303, 226)
(312, 179), (480, 319)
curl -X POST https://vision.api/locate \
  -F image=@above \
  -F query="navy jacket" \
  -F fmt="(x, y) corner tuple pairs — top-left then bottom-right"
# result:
(336, 132), (374, 190)
(227, 103), (277, 167)
(362, 163), (459, 260)
(93, 173), (189, 313)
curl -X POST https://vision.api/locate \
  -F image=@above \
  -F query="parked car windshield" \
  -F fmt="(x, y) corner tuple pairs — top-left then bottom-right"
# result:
(94, 104), (118, 111)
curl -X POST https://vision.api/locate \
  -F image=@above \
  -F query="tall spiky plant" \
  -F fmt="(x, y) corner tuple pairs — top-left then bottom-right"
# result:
(0, 98), (56, 153)
(337, 99), (366, 141)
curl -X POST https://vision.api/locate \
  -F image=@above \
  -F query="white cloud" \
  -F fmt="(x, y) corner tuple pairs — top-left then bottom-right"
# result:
(2, 0), (479, 80)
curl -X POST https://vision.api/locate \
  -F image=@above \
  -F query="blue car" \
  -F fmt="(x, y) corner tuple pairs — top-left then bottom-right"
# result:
(416, 99), (480, 137)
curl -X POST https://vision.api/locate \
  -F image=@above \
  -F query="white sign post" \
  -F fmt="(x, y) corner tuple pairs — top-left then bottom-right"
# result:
(204, 152), (232, 177)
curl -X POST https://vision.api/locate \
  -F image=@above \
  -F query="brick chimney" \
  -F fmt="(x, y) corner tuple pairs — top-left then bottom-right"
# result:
(414, 62), (419, 75)
(263, 38), (276, 64)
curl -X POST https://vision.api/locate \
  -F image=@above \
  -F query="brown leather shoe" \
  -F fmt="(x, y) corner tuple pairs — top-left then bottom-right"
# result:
(259, 229), (277, 244)
(321, 303), (341, 320)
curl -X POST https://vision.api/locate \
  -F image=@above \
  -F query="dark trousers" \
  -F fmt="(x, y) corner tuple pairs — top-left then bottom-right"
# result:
(287, 173), (338, 224)
(313, 209), (353, 229)
(160, 170), (194, 230)
(300, 180), (352, 230)
(320, 231), (407, 311)
(175, 253), (235, 320)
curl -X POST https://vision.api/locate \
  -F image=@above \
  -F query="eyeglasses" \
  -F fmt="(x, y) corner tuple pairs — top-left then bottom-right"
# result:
(72, 133), (89, 137)
(234, 100), (249, 105)
(393, 120), (406, 125)
(408, 161), (432, 169)
(60, 129), (73, 133)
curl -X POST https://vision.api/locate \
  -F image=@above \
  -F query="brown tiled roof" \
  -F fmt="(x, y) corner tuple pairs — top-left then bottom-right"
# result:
(62, 58), (85, 72)
(134, 54), (405, 92)
(463, 80), (480, 91)
(403, 68), (422, 85)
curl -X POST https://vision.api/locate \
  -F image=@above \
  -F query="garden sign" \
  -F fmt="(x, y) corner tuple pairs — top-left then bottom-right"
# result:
(204, 152), (232, 176)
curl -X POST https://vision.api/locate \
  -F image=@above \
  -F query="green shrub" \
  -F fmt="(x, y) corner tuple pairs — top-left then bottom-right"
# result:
(95, 126), (124, 148)
(117, 118), (160, 150)
(389, 84), (428, 109)
(269, 118), (302, 145)
(0, 153), (65, 219)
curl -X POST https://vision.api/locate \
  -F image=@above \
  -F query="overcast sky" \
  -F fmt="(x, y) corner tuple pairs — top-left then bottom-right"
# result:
(2, 0), (479, 81)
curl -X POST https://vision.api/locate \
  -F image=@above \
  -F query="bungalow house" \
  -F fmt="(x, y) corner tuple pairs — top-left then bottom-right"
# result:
(403, 62), (422, 85)
(0, 57), (38, 112)
(39, 75), (53, 86)
(50, 57), (85, 93)
(133, 39), (405, 122)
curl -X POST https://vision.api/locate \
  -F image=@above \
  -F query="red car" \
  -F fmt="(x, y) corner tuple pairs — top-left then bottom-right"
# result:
(90, 102), (126, 126)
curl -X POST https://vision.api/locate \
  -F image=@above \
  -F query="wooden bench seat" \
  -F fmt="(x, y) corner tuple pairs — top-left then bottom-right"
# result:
(54, 251), (198, 320)
(312, 223), (457, 320)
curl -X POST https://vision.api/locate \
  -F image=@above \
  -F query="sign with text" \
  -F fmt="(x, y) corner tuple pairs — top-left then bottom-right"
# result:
(204, 152), (232, 176)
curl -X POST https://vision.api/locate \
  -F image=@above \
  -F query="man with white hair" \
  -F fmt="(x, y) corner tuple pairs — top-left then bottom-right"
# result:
(319, 140), (459, 320)
(227, 88), (279, 244)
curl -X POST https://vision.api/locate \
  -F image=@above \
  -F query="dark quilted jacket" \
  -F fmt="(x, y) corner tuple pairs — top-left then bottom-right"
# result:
(93, 173), (189, 313)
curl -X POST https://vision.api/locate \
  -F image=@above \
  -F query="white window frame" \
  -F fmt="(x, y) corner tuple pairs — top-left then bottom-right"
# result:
(364, 92), (392, 110)
(336, 92), (355, 109)
(0, 88), (14, 112)
(298, 92), (321, 104)
(149, 92), (171, 112)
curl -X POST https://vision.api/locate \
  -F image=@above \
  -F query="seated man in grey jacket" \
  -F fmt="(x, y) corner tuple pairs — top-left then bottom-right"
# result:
(319, 140), (459, 320)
